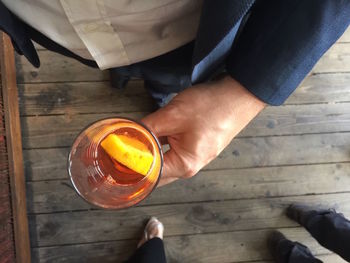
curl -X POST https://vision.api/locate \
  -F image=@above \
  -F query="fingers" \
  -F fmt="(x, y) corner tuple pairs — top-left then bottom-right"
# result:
(157, 147), (196, 187)
(157, 149), (183, 187)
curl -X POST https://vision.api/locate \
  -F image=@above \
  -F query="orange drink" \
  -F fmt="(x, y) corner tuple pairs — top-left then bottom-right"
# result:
(68, 117), (163, 209)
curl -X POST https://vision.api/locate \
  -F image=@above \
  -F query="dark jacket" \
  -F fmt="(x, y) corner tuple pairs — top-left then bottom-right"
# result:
(1, 0), (349, 105)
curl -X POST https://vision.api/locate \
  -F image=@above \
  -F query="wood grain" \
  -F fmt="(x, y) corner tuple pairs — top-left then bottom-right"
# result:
(20, 103), (350, 148)
(231, 254), (347, 263)
(31, 227), (335, 263)
(16, 42), (350, 84)
(21, 112), (148, 149)
(18, 81), (155, 116)
(28, 193), (350, 247)
(338, 27), (350, 42)
(26, 163), (350, 213)
(17, 73), (350, 117)
(312, 43), (350, 73)
(22, 132), (350, 181)
(1, 33), (31, 262)
(286, 73), (350, 104)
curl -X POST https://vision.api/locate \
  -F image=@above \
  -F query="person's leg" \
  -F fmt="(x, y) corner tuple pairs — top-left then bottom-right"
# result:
(125, 217), (166, 263)
(268, 231), (322, 263)
(287, 205), (350, 262)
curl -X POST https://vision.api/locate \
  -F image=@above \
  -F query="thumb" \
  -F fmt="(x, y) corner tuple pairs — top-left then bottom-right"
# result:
(141, 107), (180, 137)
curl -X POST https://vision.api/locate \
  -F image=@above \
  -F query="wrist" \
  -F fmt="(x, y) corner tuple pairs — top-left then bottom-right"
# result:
(212, 76), (266, 131)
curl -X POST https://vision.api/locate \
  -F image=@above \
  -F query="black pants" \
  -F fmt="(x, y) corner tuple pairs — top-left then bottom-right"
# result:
(126, 210), (350, 263)
(125, 238), (166, 263)
(282, 210), (350, 263)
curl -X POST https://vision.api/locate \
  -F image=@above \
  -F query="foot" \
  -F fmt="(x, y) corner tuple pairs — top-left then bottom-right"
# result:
(287, 204), (334, 226)
(137, 217), (164, 248)
(268, 231), (295, 263)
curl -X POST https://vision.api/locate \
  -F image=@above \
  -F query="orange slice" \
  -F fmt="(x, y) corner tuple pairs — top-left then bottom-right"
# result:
(101, 134), (153, 176)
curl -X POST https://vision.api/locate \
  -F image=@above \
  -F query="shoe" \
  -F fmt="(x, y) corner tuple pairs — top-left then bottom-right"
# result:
(287, 204), (334, 226)
(267, 231), (295, 263)
(137, 217), (164, 248)
(268, 230), (322, 263)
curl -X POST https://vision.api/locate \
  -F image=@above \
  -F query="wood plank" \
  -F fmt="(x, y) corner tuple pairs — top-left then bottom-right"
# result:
(21, 112), (147, 149)
(16, 42), (349, 84)
(30, 227), (333, 263)
(312, 43), (350, 73)
(18, 73), (350, 117)
(338, 27), (350, 42)
(18, 81), (154, 116)
(26, 163), (350, 213)
(0, 32), (31, 263)
(23, 132), (350, 181)
(20, 103), (350, 148)
(17, 75), (350, 116)
(286, 73), (350, 104)
(206, 132), (350, 170)
(15, 51), (108, 84)
(232, 254), (347, 263)
(28, 192), (350, 247)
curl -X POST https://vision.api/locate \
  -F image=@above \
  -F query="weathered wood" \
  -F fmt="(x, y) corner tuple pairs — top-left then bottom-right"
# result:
(31, 227), (333, 263)
(207, 132), (350, 170)
(286, 73), (350, 104)
(28, 192), (350, 247)
(339, 27), (350, 42)
(20, 103), (350, 148)
(234, 254), (347, 263)
(21, 112), (148, 149)
(312, 43), (350, 73)
(15, 51), (109, 84)
(17, 73), (350, 117)
(1, 32), (31, 263)
(16, 42), (350, 84)
(23, 132), (350, 181)
(26, 163), (350, 213)
(18, 81), (155, 116)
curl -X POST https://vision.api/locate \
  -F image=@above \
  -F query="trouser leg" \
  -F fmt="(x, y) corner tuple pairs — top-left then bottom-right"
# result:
(287, 205), (350, 261)
(125, 238), (167, 263)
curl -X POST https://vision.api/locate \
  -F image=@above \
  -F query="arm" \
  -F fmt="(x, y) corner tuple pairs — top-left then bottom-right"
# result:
(143, 0), (350, 186)
(142, 76), (265, 186)
(227, 0), (350, 105)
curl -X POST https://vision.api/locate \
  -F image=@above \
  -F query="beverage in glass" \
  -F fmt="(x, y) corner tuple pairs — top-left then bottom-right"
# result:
(68, 117), (163, 209)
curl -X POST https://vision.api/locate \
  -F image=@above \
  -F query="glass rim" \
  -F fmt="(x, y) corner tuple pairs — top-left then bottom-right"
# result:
(67, 116), (164, 210)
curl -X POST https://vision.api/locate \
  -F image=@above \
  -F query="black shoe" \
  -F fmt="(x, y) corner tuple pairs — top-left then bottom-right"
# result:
(287, 204), (334, 226)
(267, 231), (295, 263)
(268, 231), (321, 263)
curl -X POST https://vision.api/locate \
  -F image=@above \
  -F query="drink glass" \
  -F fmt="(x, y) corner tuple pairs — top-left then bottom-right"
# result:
(68, 117), (163, 209)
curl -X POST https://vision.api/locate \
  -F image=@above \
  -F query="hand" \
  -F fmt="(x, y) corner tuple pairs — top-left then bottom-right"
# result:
(142, 76), (266, 186)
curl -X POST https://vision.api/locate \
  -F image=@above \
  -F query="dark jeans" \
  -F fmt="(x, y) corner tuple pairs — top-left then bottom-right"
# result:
(282, 210), (350, 263)
(126, 210), (350, 263)
(125, 238), (166, 263)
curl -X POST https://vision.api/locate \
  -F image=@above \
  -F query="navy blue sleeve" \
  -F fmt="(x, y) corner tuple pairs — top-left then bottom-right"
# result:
(226, 0), (350, 106)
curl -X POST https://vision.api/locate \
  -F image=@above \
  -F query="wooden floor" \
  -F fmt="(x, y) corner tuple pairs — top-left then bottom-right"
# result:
(17, 29), (350, 263)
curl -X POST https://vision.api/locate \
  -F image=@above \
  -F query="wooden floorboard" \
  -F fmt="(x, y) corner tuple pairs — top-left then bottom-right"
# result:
(15, 51), (108, 84)
(15, 43), (350, 84)
(22, 132), (350, 181)
(18, 81), (154, 116)
(26, 163), (350, 213)
(28, 193), (350, 247)
(17, 73), (350, 117)
(17, 32), (350, 262)
(20, 103), (350, 148)
(31, 227), (340, 263)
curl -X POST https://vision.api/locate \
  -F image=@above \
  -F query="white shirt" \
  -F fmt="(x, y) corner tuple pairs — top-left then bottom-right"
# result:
(3, 0), (202, 70)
